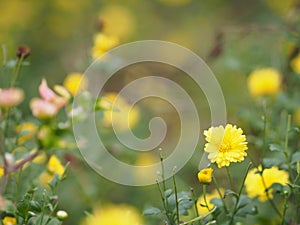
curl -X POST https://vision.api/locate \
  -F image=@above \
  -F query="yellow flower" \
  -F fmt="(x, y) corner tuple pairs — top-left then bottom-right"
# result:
(197, 189), (224, 215)
(293, 107), (300, 126)
(63, 73), (88, 96)
(102, 92), (140, 132)
(198, 168), (213, 184)
(245, 166), (289, 201)
(99, 5), (135, 39)
(32, 150), (47, 164)
(204, 124), (248, 168)
(0, 167), (4, 177)
(80, 204), (143, 225)
(91, 33), (119, 59)
(247, 68), (281, 97)
(2, 216), (16, 225)
(47, 155), (65, 176)
(16, 122), (37, 145)
(39, 155), (65, 186)
(290, 53), (300, 73)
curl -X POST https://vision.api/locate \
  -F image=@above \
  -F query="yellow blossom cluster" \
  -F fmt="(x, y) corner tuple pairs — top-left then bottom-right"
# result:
(80, 204), (143, 225)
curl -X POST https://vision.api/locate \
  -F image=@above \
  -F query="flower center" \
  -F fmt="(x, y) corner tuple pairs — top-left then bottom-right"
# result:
(219, 142), (231, 152)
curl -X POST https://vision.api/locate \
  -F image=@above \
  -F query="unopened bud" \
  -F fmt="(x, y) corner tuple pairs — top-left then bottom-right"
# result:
(198, 168), (213, 184)
(16, 45), (30, 59)
(56, 210), (68, 220)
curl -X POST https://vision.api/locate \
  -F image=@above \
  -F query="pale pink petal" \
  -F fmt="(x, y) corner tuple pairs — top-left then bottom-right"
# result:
(39, 79), (57, 102)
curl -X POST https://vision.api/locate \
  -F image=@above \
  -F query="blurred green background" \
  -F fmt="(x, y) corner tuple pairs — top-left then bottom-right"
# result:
(0, 0), (298, 224)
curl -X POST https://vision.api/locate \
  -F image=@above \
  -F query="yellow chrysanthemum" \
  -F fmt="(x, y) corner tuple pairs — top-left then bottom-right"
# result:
(290, 53), (300, 74)
(39, 155), (65, 186)
(16, 122), (37, 145)
(247, 68), (281, 97)
(91, 33), (119, 59)
(2, 216), (17, 225)
(198, 168), (213, 184)
(63, 73), (88, 96)
(197, 189), (224, 215)
(204, 124), (248, 168)
(80, 204), (143, 225)
(245, 166), (289, 201)
(102, 92), (140, 132)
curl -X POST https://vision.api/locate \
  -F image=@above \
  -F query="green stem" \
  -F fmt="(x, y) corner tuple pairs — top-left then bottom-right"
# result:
(229, 162), (252, 225)
(159, 150), (172, 223)
(260, 173), (282, 218)
(293, 173), (300, 184)
(281, 196), (288, 225)
(11, 56), (24, 87)
(40, 190), (47, 225)
(261, 99), (268, 159)
(203, 185), (210, 212)
(182, 208), (216, 225)
(284, 115), (292, 175)
(247, 152), (258, 168)
(156, 181), (173, 224)
(172, 172), (180, 224)
(190, 188), (199, 218)
(212, 174), (228, 214)
(15, 169), (22, 203)
(226, 166), (234, 190)
(2, 44), (7, 67)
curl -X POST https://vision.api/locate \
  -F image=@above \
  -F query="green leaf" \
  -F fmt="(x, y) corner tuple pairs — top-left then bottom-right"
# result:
(262, 157), (285, 168)
(143, 207), (161, 215)
(164, 189), (173, 198)
(29, 201), (42, 213)
(16, 199), (30, 218)
(287, 183), (300, 189)
(236, 205), (258, 218)
(291, 152), (300, 164)
(236, 195), (251, 210)
(269, 144), (282, 152)
(224, 189), (239, 199)
(268, 183), (284, 193)
(48, 173), (60, 192)
(47, 218), (62, 225)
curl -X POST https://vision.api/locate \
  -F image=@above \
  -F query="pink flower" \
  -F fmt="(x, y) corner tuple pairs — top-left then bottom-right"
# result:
(0, 88), (24, 108)
(39, 79), (67, 108)
(30, 98), (58, 119)
(30, 79), (68, 119)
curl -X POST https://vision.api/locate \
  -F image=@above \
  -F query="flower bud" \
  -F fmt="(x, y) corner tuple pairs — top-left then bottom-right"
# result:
(37, 125), (55, 148)
(16, 45), (30, 59)
(0, 88), (24, 109)
(2, 215), (17, 225)
(54, 85), (71, 100)
(198, 168), (213, 184)
(56, 210), (68, 220)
